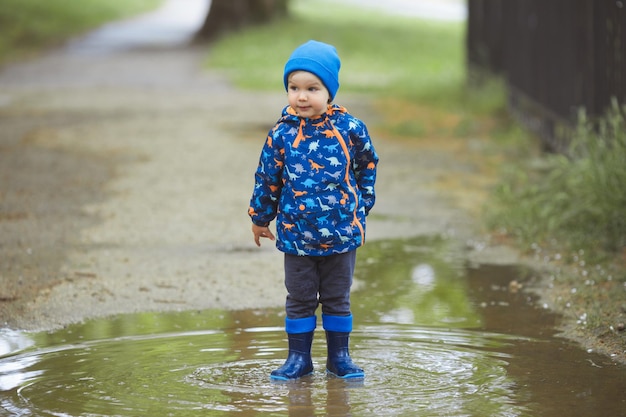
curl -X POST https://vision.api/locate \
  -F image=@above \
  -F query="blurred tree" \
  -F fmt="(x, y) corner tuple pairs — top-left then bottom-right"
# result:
(195, 0), (288, 41)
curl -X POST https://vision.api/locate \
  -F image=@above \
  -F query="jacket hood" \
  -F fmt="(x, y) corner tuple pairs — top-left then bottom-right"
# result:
(280, 104), (348, 123)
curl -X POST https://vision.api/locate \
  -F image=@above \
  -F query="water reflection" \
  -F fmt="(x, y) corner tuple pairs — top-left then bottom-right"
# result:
(1, 236), (625, 416)
(0, 329), (34, 357)
(354, 237), (481, 328)
(1, 323), (525, 415)
(0, 330), (38, 392)
(188, 324), (527, 416)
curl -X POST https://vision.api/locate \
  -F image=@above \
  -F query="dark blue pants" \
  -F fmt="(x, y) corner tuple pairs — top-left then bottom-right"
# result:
(283, 250), (356, 318)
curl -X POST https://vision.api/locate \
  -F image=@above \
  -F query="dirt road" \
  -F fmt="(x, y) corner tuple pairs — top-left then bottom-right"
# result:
(0, 5), (512, 331)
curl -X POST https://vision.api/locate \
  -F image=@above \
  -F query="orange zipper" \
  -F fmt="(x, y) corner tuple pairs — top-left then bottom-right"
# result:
(330, 120), (365, 241)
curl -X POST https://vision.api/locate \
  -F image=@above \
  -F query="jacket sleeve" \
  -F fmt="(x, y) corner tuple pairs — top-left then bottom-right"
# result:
(351, 120), (379, 215)
(248, 127), (284, 226)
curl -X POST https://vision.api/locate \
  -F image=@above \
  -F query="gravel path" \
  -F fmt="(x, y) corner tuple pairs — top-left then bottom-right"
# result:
(0, 3), (513, 331)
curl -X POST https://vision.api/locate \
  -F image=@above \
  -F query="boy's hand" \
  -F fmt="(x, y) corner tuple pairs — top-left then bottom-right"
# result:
(252, 224), (275, 247)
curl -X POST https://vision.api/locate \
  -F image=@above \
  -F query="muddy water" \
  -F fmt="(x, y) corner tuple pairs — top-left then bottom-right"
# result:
(1, 237), (625, 416)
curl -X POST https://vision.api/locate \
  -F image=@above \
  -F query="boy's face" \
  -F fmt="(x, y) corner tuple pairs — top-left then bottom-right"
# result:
(287, 71), (331, 119)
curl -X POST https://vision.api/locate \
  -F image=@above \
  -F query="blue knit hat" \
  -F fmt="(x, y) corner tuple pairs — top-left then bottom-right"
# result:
(283, 40), (341, 100)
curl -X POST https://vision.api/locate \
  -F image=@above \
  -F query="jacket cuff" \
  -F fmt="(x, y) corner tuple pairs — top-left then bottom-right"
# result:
(252, 220), (270, 227)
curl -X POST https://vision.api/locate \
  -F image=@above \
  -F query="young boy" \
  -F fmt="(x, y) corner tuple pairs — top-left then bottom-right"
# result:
(248, 40), (378, 380)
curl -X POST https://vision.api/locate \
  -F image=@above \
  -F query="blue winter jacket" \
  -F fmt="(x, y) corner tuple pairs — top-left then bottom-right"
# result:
(249, 104), (378, 256)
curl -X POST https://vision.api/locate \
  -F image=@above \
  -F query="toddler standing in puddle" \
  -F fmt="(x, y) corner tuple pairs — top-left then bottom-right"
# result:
(249, 40), (378, 380)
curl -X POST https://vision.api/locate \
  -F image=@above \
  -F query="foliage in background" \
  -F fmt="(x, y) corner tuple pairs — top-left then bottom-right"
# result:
(207, 0), (513, 142)
(208, 0), (465, 105)
(0, 0), (162, 64)
(487, 101), (626, 340)
(488, 100), (626, 262)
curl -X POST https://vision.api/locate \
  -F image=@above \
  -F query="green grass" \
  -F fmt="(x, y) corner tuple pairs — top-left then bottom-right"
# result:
(0, 0), (163, 64)
(485, 101), (626, 349)
(207, 0), (467, 108)
(488, 100), (626, 263)
(206, 0), (512, 142)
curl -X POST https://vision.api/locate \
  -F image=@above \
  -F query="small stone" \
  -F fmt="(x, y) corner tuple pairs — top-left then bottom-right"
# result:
(617, 323), (625, 332)
(508, 280), (522, 293)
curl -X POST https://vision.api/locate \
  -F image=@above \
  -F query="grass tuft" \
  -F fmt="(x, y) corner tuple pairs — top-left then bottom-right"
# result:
(488, 100), (626, 262)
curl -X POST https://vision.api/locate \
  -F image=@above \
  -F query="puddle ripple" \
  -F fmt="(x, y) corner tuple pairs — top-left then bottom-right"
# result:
(3, 237), (625, 416)
(1, 324), (526, 416)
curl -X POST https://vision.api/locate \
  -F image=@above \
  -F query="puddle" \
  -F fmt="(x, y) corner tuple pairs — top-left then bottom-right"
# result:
(1, 236), (625, 416)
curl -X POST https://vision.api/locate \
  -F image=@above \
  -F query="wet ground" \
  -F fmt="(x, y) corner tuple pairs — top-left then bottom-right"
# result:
(1, 1), (625, 416)
(2, 237), (625, 416)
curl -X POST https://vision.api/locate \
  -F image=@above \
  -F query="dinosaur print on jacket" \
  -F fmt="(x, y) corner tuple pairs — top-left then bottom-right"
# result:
(249, 104), (378, 256)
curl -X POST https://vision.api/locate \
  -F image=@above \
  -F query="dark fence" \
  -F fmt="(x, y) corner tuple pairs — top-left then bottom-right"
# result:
(467, 0), (626, 151)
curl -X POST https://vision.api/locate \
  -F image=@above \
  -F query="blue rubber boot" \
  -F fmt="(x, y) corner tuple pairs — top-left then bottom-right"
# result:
(270, 316), (316, 381)
(323, 314), (364, 379)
